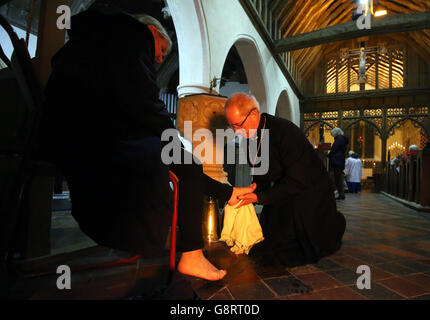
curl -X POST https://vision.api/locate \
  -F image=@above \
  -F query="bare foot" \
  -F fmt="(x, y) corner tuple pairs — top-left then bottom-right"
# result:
(177, 249), (227, 281)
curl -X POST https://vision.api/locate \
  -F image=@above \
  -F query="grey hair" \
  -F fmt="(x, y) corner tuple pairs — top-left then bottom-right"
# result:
(331, 127), (344, 136)
(348, 150), (355, 156)
(409, 144), (419, 151)
(133, 14), (172, 54)
(244, 93), (260, 111)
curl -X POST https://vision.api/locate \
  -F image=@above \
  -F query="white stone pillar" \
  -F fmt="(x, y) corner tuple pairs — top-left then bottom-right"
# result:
(166, 0), (211, 98)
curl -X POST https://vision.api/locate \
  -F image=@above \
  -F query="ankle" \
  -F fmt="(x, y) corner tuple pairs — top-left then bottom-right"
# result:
(181, 249), (203, 259)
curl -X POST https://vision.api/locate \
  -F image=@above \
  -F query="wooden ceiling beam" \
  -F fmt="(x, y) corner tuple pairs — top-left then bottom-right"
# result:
(302, 49), (325, 80)
(292, 3), (353, 78)
(388, 33), (430, 62)
(279, 0), (300, 31)
(271, 0), (287, 16)
(290, 0), (332, 36)
(275, 0), (297, 22)
(289, 1), (351, 62)
(298, 46), (321, 74)
(275, 11), (430, 52)
(283, 0), (316, 36)
(379, 0), (426, 13)
(298, 0), (338, 35)
(410, 31), (430, 54)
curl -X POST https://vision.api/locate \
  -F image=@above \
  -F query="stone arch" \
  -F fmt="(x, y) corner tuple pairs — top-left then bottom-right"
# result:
(219, 35), (269, 113)
(274, 90), (292, 120)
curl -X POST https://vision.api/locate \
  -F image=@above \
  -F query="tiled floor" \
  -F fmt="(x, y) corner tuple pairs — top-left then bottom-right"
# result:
(6, 192), (430, 300)
(50, 209), (96, 255)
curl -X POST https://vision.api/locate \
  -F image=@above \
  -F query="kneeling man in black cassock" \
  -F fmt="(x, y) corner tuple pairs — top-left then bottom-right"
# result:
(225, 93), (346, 267)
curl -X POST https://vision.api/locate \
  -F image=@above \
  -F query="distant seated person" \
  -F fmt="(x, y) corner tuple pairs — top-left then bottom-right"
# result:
(344, 151), (363, 194)
(224, 93), (346, 267)
(403, 144), (419, 160)
(37, 1), (256, 281)
(390, 155), (404, 173)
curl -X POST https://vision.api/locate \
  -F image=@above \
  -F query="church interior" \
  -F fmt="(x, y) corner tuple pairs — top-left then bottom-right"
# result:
(1, 0), (430, 302)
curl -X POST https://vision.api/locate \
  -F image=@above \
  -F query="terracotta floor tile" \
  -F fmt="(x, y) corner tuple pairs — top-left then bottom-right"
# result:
(351, 282), (404, 300)
(228, 281), (275, 300)
(75, 282), (134, 300)
(398, 259), (430, 273)
(219, 258), (261, 286)
(419, 259), (430, 265)
(252, 261), (291, 279)
(370, 245), (426, 260)
(340, 246), (368, 255)
(327, 268), (359, 286)
(330, 255), (367, 271)
(286, 264), (320, 275)
(313, 258), (344, 271)
(369, 266), (396, 281)
(223, 268), (261, 286)
(352, 253), (388, 264)
(264, 276), (312, 296)
(317, 286), (367, 300)
(404, 273), (430, 290)
(191, 281), (225, 300)
(371, 251), (406, 261)
(409, 294), (430, 300)
(415, 240), (430, 251)
(378, 277), (430, 298)
(375, 262), (417, 276)
(295, 272), (343, 291)
(285, 292), (322, 300)
(208, 288), (233, 300)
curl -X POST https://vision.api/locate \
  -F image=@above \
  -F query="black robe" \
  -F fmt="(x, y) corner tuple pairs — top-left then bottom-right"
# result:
(248, 114), (346, 267)
(328, 135), (349, 170)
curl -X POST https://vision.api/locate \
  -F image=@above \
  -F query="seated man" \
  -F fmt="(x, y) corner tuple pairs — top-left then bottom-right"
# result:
(225, 93), (346, 267)
(37, 1), (255, 281)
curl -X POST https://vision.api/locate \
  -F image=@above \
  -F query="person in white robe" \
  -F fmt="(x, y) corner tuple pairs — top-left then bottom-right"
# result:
(344, 151), (363, 193)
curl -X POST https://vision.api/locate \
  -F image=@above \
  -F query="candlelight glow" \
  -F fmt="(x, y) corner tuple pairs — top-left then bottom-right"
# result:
(208, 215), (212, 236)
(388, 142), (405, 150)
(202, 196), (220, 243)
(374, 9), (387, 17)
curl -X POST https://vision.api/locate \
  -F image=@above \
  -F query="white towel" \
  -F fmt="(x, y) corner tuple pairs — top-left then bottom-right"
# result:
(219, 201), (264, 255)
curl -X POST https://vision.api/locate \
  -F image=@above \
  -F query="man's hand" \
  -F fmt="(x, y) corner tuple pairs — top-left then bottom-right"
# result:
(236, 193), (258, 208)
(228, 183), (257, 206)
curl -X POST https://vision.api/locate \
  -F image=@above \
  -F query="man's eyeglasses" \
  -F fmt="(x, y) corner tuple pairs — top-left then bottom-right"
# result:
(230, 108), (256, 130)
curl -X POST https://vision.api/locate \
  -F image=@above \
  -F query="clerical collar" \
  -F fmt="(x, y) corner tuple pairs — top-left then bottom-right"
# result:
(253, 113), (267, 139)
(249, 113), (266, 140)
(261, 112), (268, 127)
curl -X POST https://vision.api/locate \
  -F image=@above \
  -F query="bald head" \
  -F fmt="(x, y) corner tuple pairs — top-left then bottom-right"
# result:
(225, 93), (261, 138)
(225, 93), (260, 118)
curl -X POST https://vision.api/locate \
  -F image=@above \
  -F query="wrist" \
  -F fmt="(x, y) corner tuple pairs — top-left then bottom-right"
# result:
(255, 191), (263, 204)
